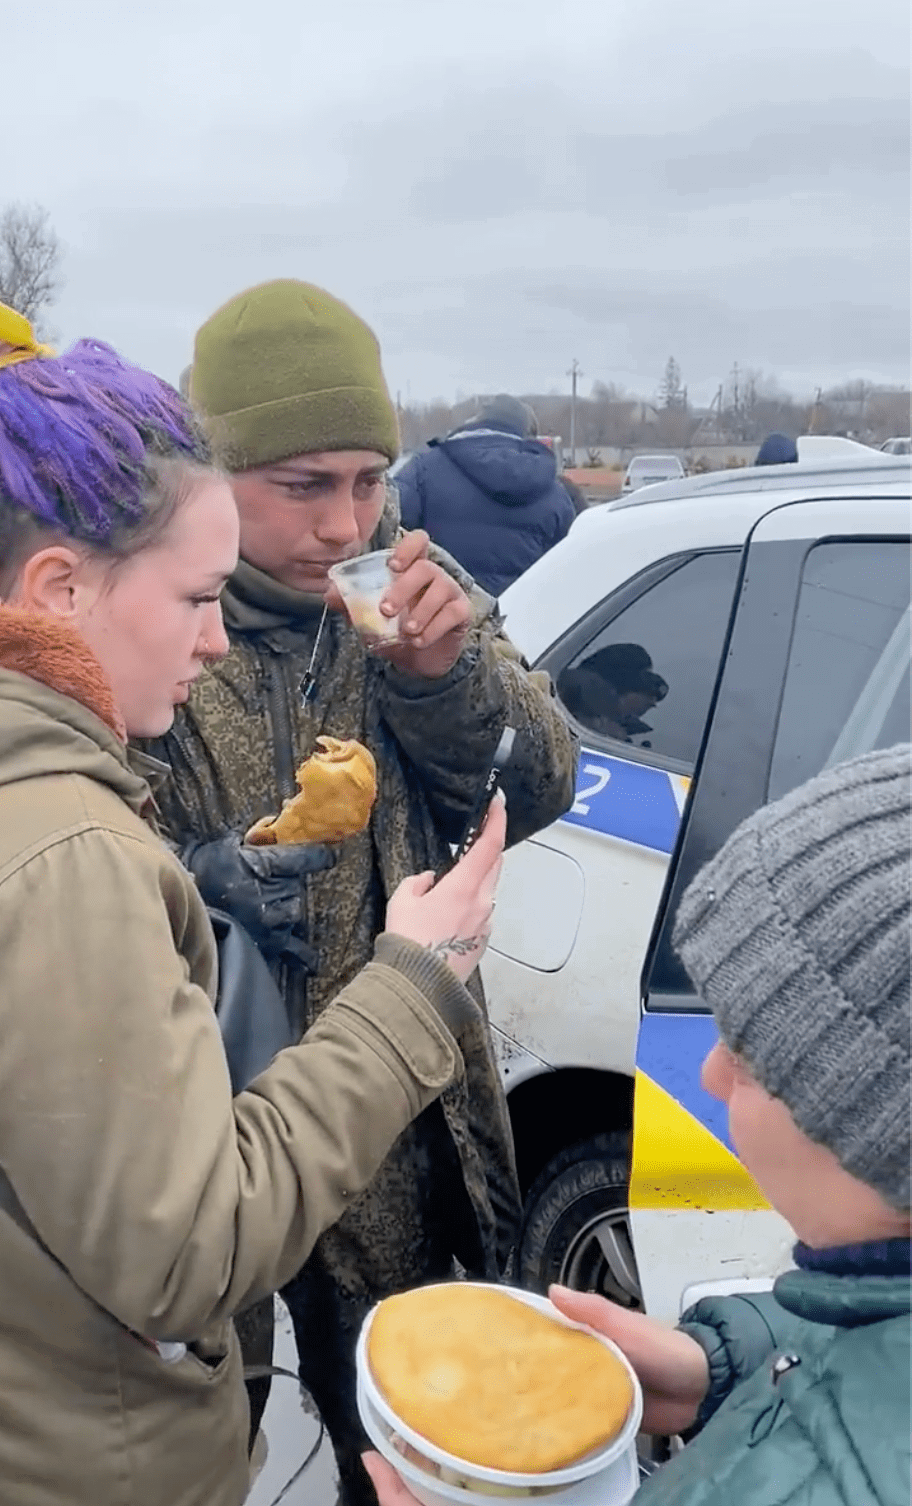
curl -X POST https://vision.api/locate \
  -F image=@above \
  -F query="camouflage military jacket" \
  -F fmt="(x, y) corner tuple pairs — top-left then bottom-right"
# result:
(144, 507), (578, 1276)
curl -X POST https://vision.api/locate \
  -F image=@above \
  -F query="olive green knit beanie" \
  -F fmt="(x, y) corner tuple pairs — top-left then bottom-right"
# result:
(189, 280), (400, 470)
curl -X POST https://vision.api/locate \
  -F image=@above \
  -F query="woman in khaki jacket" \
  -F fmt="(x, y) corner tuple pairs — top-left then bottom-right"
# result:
(0, 309), (505, 1506)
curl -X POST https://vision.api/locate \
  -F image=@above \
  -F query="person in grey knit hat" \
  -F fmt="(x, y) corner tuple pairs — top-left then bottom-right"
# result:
(674, 740), (910, 1213)
(464, 393), (540, 438)
(367, 745), (911, 1506)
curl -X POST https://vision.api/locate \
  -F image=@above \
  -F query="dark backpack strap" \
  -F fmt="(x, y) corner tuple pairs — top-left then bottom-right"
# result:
(210, 909), (294, 1094)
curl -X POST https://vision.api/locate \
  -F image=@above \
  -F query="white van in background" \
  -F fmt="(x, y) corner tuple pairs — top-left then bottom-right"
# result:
(620, 454), (685, 494)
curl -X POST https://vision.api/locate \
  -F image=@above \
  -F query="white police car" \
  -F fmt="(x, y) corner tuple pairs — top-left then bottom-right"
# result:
(482, 455), (911, 1321)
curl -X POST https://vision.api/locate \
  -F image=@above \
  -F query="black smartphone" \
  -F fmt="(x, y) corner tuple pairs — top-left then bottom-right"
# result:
(449, 725), (516, 864)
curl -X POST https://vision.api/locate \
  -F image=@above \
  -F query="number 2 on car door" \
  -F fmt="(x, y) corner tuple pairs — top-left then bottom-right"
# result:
(572, 763), (611, 816)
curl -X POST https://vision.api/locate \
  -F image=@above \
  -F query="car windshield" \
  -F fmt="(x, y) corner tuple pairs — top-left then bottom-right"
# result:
(629, 457), (680, 476)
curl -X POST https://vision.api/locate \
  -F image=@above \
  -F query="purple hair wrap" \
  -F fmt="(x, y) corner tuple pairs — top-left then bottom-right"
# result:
(0, 339), (208, 544)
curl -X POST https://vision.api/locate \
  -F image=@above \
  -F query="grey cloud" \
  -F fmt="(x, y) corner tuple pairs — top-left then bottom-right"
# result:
(655, 97), (909, 201)
(409, 154), (542, 223)
(10, 0), (907, 401)
(400, 91), (909, 228)
(524, 276), (908, 389)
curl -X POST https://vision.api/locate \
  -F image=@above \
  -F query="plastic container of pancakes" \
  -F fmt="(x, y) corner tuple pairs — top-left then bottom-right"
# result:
(356, 1281), (643, 1505)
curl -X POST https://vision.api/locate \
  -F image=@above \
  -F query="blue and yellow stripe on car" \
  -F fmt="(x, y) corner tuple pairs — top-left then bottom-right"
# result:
(557, 749), (764, 1210)
(631, 1014), (770, 1212)
(559, 747), (690, 854)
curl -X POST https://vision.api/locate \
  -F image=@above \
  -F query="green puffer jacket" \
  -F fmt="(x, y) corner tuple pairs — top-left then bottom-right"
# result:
(639, 1264), (911, 1505)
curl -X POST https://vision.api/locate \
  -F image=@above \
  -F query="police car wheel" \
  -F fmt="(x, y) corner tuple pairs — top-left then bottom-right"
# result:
(516, 1133), (641, 1308)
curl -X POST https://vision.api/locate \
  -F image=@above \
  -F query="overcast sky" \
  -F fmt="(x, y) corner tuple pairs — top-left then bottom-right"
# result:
(3, 0), (909, 405)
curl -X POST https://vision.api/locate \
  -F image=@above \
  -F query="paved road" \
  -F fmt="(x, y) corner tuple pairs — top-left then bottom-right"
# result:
(246, 1301), (338, 1506)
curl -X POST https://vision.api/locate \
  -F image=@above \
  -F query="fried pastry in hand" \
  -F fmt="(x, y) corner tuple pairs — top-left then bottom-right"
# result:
(246, 736), (377, 846)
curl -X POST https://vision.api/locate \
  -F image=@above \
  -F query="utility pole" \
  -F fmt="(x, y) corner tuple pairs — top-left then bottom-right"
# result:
(696, 384), (724, 444)
(395, 390), (405, 448)
(809, 387), (824, 435)
(567, 359), (581, 466)
(730, 362), (741, 439)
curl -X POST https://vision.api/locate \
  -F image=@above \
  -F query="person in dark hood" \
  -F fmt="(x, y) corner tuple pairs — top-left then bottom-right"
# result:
(755, 432), (798, 466)
(558, 642), (669, 745)
(396, 394), (576, 597)
(558, 474), (589, 516)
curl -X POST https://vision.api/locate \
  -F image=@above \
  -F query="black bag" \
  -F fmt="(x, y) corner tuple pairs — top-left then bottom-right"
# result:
(209, 909), (294, 1094)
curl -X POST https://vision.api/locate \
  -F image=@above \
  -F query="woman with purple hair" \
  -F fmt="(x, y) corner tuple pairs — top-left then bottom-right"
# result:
(0, 304), (505, 1506)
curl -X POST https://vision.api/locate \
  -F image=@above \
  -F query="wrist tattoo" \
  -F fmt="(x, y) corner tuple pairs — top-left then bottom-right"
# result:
(430, 934), (482, 960)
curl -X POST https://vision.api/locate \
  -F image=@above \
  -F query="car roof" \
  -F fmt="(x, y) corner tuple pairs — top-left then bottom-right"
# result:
(626, 454), (682, 465)
(499, 470), (911, 664)
(611, 453), (908, 509)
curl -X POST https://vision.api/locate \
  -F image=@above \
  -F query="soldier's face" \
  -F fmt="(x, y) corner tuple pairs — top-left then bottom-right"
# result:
(230, 450), (389, 592)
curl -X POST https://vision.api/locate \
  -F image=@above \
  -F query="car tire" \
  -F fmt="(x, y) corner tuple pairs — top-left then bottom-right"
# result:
(516, 1133), (641, 1308)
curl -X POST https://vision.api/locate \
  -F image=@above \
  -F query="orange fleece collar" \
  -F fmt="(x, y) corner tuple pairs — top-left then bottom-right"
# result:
(0, 606), (127, 743)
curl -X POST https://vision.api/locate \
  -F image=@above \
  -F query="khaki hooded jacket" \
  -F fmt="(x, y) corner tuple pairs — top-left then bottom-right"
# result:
(0, 606), (474, 1506)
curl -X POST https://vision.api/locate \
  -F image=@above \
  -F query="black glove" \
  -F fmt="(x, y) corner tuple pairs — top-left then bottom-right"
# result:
(183, 834), (336, 973)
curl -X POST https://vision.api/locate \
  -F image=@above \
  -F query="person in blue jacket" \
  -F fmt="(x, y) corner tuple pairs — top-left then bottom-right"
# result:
(366, 744), (911, 1506)
(755, 431), (799, 465)
(395, 394), (576, 597)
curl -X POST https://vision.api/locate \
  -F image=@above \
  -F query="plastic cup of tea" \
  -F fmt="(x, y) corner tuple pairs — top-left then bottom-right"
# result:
(328, 549), (402, 647)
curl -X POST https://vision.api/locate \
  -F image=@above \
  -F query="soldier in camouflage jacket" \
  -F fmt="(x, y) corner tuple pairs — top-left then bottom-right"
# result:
(146, 279), (578, 1505)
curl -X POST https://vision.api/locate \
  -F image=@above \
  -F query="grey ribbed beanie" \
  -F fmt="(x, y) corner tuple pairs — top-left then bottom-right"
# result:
(465, 394), (539, 439)
(673, 745), (911, 1209)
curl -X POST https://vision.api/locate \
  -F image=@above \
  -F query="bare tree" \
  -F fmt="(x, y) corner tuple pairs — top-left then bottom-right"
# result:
(867, 387), (912, 442)
(658, 356), (684, 409)
(0, 203), (63, 334)
(397, 374), (908, 456)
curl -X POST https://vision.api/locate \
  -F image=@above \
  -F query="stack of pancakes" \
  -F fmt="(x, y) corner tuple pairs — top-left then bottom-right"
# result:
(367, 1284), (633, 1476)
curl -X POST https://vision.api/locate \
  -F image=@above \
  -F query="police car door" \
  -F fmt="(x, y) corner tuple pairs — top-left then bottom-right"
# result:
(631, 494), (911, 1324)
(481, 544), (743, 1300)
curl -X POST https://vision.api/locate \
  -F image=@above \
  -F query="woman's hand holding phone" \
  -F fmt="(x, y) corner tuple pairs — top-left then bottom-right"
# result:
(384, 793), (506, 983)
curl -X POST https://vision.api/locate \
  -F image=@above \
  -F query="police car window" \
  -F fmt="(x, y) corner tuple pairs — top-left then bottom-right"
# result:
(769, 541), (911, 802)
(556, 550), (739, 768)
